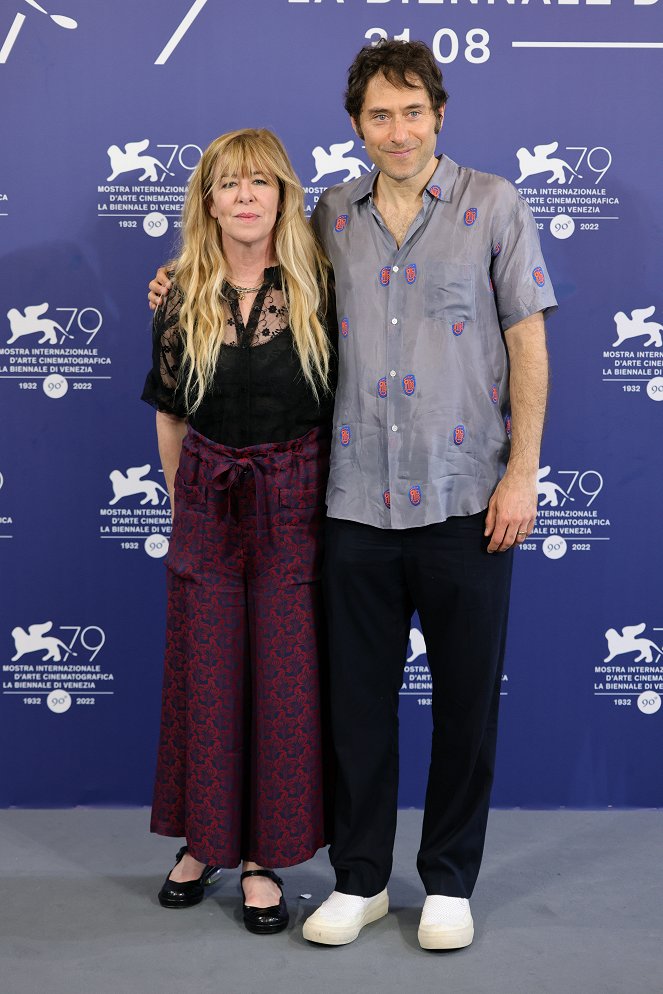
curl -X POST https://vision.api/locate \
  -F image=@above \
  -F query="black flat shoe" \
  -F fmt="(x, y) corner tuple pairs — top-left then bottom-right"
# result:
(240, 869), (289, 934)
(157, 845), (223, 909)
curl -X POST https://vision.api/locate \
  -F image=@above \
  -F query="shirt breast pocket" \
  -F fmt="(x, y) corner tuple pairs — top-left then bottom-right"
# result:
(425, 262), (476, 324)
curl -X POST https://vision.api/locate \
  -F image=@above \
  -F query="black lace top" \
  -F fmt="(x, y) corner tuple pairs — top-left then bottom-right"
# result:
(141, 266), (337, 447)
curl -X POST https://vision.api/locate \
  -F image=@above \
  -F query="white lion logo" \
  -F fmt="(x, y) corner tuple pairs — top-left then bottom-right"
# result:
(6, 303), (73, 345)
(106, 140), (174, 183)
(612, 307), (663, 349)
(604, 624), (662, 664)
(407, 627), (427, 663)
(109, 465), (169, 506)
(515, 142), (581, 185)
(11, 621), (76, 662)
(537, 466), (574, 508)
(311, 141), (371, 184)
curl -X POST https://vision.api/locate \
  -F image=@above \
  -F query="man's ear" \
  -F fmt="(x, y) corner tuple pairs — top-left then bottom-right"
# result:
(351, 116), (364, 141)
(435, 105), (446, 136)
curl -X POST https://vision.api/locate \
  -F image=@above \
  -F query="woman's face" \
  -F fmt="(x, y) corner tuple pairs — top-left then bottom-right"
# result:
(208, 167), (280, 252)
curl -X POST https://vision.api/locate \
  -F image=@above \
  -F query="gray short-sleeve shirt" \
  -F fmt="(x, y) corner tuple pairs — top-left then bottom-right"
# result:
(312, 154), (557, 530)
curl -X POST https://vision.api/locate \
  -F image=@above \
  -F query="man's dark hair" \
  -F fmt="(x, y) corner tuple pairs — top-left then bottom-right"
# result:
(344, 40), (449, 126)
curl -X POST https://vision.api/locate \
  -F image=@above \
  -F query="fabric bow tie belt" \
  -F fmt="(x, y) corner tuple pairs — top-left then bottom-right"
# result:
(208, 454), (269, 526)
(205, 441), (304, 526)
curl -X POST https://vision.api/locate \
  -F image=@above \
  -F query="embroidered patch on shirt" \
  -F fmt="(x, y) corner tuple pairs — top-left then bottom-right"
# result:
(453, 424), (466, 446)
(409, 485), (422, 506)
(429, 185), (442, 199)
(340, 317), (349, 338)
(379, 266), (391, 287)
(377, 377), (388, 398)
(504, 414), (512, 438)
(402, 374), (416, 396)
(532, 266), (546, 286)
(405, 264), (417, 285)
(340, 425), (351, 446)
(492, 242), (502, 256)
(334, 214), (348, 232)
(490, 384), (499, 405)
(464, 207), (478, 226)
(452, 321), (465, 337)
(383, 489), (391, 509)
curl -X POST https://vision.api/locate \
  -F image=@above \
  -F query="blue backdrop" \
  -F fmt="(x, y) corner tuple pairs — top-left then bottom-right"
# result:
(2, 0), (662, 808)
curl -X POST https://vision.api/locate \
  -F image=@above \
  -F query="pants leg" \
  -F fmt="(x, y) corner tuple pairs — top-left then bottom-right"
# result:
(240, 432), (330, 868)
(151, 469), (250, 868)
(247, 573), (327, 867)
(324, 518), (413, 897)
(405, 513), (513, 897)
(185, 572), (249, 867)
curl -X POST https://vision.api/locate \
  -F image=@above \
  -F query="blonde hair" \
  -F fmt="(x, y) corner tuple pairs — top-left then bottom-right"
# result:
(172, 128), (331, 412)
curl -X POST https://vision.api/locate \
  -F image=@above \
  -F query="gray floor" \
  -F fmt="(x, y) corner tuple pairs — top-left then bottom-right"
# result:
(0, 809), (660, 994)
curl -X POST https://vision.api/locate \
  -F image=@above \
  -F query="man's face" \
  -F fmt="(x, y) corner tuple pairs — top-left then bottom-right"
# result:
(352, 72), (444, 183)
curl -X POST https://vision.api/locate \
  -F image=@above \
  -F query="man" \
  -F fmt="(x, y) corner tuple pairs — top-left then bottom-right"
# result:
(301, 40), (556, 950)
(148, 40), (556, 951)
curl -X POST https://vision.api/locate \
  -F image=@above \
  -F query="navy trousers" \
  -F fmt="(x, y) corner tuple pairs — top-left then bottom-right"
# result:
(323, 512), (513, 898)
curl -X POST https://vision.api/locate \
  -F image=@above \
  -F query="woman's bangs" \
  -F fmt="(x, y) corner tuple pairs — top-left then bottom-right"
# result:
(219, 138), (279, 187)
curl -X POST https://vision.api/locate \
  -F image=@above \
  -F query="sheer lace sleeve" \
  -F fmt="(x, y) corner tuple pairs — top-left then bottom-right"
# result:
(141, 284), (188, 418)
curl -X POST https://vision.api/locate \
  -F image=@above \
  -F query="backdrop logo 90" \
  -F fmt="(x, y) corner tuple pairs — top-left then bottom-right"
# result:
(1, 302), (110, 399)
(3, 621), (112, 712)
(602, 305), (663, 402)
(515, 139), (618, 242)
(594, 622), (663, 716)
(523, 465), (610, 559)
(98, 139), (202, 238)
(99, 463), (171, 559)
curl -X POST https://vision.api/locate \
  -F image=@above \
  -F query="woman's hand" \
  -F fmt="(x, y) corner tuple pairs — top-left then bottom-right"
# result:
(148, 267), (173, 310)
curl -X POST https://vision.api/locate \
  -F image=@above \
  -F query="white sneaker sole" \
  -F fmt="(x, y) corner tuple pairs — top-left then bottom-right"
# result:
(418, 920), (474, 950)
(303, 891), (389, 946)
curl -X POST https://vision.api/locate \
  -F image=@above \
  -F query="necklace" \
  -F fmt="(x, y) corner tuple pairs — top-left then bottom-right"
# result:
(225, 277), (264, 301)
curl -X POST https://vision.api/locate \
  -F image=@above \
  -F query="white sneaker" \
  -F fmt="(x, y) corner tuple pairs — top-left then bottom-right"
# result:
(417, 895), (474, 950)
(302, 889), (389, 945)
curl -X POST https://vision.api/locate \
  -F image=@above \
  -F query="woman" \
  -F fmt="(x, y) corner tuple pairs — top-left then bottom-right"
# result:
(142, 129), (335, 934)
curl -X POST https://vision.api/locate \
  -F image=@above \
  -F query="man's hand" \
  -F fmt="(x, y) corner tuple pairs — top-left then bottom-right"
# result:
(484, 469), (537, 553)
(148, 267), (172, 310)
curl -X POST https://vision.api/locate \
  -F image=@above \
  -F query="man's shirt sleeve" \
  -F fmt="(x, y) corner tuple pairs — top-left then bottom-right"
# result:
(491, 185), (558, 332)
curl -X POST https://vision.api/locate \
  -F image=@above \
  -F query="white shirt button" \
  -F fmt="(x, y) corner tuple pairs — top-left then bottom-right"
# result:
(391, 318), (398, 325)
(392, 265), (399, 272)
(389, 370), (396, 378)
(391, 425), (398, 432)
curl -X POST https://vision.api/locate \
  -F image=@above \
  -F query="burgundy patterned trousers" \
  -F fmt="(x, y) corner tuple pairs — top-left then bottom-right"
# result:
(150, 425), (330, 868)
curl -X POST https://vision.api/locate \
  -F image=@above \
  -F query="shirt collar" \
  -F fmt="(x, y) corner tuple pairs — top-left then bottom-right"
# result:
(349, 154), (459, 206)
(424, 154), (459, 203)
(349, 166), (380, 204)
